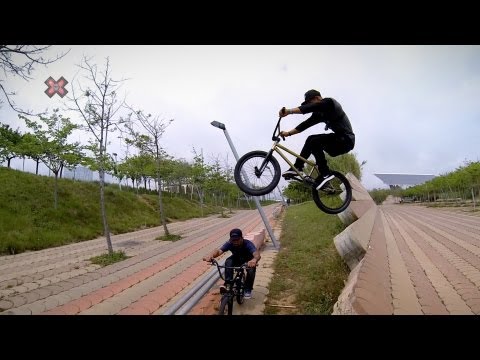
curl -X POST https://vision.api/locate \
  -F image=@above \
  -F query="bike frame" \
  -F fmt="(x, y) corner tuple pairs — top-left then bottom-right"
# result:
(210, 260), (246, 300)
(256, 116), (318, 182)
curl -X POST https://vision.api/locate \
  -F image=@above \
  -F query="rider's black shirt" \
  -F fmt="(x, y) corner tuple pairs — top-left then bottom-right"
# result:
(297, 98), (355, 145)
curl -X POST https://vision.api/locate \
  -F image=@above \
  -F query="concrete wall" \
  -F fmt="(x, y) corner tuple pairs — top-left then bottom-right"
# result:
(333, 173), (392, 314)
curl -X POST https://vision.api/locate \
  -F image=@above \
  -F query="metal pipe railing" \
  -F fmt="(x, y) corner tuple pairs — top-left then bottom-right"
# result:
(162, 259), (225, 315)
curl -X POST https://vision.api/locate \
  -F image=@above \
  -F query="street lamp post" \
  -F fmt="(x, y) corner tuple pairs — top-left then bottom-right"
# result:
(210, 121), (279, 249)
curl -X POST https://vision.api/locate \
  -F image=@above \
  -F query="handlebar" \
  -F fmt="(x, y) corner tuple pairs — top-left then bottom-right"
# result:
(207, 258), (248, 270)
(207, 258), (249, 281)
(273, 109), (285, 142)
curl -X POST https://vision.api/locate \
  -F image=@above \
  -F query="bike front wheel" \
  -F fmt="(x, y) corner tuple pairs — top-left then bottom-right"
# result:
(312, 171), (352, 214)
(218, 295), (233, 315)
(234, 151), (281, 196)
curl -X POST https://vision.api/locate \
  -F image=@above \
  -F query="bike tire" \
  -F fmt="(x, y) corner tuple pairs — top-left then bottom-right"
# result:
(236, 272), (245, 305)
(234, 150), (281, 196)
(311, 171), (352, 214)
(218, 295), (233, 315)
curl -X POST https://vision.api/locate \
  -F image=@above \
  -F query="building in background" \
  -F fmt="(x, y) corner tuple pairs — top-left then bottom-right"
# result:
(374, 173), (436, 189)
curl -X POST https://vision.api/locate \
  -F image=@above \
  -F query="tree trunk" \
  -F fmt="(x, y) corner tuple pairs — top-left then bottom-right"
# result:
(35, 159), (39, 175)
(99, 168), (113, 254)
(196, 187), (204, 217)
(54, 172), (59, 209)
(157, 174), (170, 236)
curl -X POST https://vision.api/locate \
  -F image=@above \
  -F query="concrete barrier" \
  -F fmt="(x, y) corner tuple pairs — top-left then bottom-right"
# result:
(243, 229), (266, 252)
(332, 173), (391, 314)
(333, 209), (392, 314)
(337, 173), (376, 226)
(334, 173), (377, 270)
(334, 204), (377, 270)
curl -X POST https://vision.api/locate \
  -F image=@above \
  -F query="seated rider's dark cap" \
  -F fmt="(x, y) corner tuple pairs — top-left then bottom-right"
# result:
(229, 228), (243, 241)
(301, 89), (321, 105)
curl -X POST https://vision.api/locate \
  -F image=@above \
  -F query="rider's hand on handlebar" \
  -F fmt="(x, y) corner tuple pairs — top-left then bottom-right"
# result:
(280, 130), (291, 138)
(203, 256), (212, 262)
(279, 107), (288, 118)
(247, 259), (257, 268)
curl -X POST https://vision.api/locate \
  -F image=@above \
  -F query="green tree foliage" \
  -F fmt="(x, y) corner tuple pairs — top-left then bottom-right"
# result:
(0, 123), (22, 167)
(404, 161), (480, 202)
(19, 109), (83, 209)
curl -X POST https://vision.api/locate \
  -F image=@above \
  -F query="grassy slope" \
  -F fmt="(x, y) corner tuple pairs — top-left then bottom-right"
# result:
(265, 202), (350, 315)
(0, 167), (219, 254)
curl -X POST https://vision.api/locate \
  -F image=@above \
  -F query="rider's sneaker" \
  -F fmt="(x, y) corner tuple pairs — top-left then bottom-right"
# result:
(282, 167), (304, 178)
(219, 285), (228, 294)
(315, 174), (335, 191)
(244, 290), (252, 299)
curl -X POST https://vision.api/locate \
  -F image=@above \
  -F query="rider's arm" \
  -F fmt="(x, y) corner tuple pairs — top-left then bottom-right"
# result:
(247, 250), (261, 267)
(203, 248), (224, 262)
(298, 98), (331, 114)
(279, 107), (300, 117)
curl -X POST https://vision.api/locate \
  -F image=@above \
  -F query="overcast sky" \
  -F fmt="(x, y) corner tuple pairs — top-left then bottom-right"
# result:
(1, 45), (479, 191)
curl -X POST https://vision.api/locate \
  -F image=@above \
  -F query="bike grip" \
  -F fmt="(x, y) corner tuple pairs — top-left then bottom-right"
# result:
(281, 107), (286, 115)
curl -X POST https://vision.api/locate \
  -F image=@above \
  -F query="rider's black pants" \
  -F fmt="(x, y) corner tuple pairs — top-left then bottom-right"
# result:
(225, 256), (256, 291)
(294, 133), (354, 176)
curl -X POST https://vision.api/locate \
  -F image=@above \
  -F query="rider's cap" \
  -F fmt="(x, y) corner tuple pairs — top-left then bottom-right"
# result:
(229, 228), (243, 241)
(301, 89), (321, 105)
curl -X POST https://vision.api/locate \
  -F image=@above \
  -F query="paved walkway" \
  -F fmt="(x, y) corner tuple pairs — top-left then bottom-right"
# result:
(187, 212), (283, 315)
(0, 205), (279, 315)
(348, 204), (480, 314)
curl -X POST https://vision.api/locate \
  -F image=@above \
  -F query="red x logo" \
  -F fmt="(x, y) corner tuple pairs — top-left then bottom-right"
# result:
(45, 76), (68, 98)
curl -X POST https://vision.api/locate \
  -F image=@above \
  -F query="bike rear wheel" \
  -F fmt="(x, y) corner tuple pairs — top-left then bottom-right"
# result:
(311, 171), (352, 214)
(218, 295), (233, 315)
(234, 150), (281, 196)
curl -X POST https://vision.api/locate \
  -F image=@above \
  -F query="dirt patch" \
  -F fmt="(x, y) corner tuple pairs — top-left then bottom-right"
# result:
(265, 294), (297, 315)
(188, 279), (223, 315)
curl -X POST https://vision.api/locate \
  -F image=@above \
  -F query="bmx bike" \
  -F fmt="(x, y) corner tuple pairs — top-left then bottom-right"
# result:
(208, 258), (248, 315)
(234, 111), (352, 214)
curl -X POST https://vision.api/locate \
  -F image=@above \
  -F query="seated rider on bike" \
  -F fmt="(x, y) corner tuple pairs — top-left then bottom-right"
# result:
(203, 228), (261, 299)
(279, 89), (355, 190)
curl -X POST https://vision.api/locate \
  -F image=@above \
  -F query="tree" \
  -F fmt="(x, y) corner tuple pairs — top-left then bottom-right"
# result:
(0, 45), (68, 115)
(18, 132), (43, 174)
(19, 109), (83, 209)
(0, 123), (22, 167)
(124, 109), (174, 236)
(191, 148), (211, 217)
(68, 56), (125, 254)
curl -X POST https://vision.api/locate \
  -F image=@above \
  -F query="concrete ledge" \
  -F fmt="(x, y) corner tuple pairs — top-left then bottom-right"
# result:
(338, 199), (376, 227)
(243, 229), (266, 252)
(334, 204), (377, 270)
(334, 209), (393, 314)
(333, 173), (393, 314)
(346, 173), (373, 201)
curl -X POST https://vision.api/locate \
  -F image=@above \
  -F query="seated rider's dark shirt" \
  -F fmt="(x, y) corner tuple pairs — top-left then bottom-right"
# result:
(220, 239), (256, 262)
(297, 98), (355, 145)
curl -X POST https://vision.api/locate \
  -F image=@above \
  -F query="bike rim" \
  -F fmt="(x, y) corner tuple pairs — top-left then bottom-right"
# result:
(312, 173), (351, 213)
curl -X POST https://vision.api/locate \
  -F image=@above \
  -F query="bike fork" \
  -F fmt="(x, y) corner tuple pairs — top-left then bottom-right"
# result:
(255, 150), (275, 176)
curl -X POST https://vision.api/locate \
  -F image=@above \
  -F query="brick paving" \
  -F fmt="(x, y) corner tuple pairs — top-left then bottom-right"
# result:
(0, 205), (279, 315)
(2, 200), (478, 316)
(360, 205), (480, 314)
